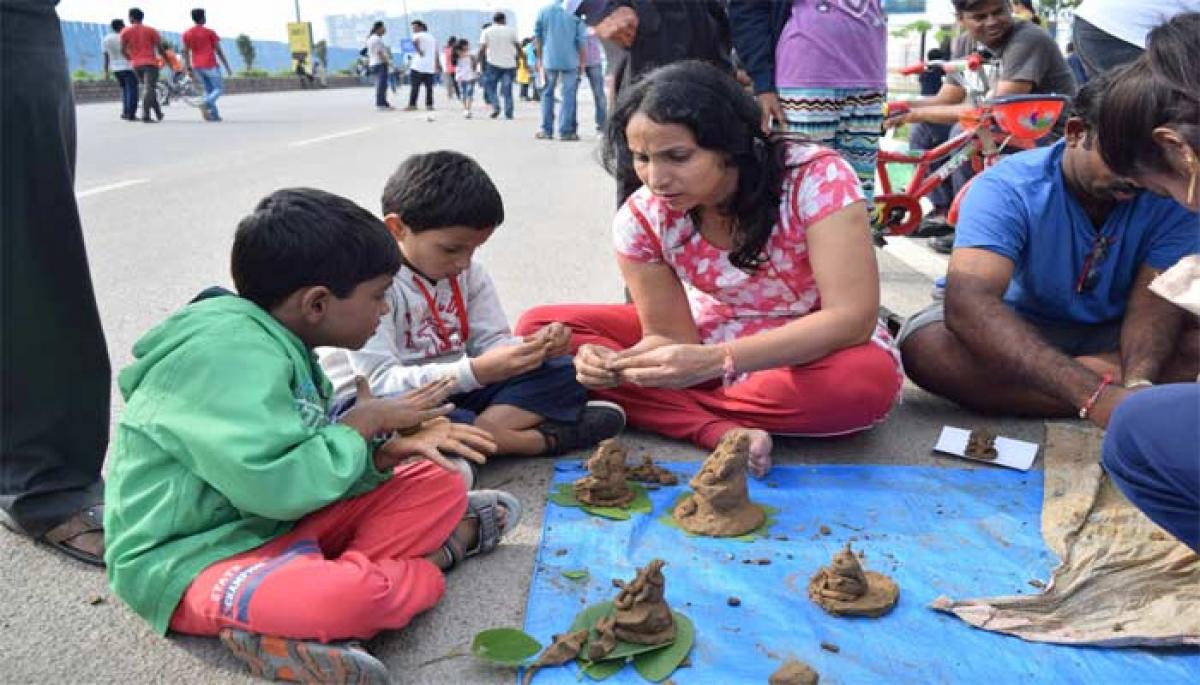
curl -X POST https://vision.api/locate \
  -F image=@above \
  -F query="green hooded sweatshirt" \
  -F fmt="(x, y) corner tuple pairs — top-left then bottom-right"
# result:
(104, 294), (389, 634)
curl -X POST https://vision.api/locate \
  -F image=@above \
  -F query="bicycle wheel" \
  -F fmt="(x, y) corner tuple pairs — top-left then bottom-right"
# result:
(179, 78), (204, 107)
(155, 81), (170, 106)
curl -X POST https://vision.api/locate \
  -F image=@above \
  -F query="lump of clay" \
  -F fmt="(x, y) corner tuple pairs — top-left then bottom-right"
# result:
(587, 615), (618, 661)
(613, 559), (676, 645)
(673, 431), (765, 537)
(573, 439), (635, 507)
(808, 544), (899, 618)
(628, 454), (679, 485)
(522, 630), (588, 685)
(769, 659), (819, 685)
(965, 429), (998, 460)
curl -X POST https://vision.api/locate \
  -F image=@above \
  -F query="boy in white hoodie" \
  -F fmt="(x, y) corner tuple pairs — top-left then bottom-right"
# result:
(320, 151), (625, 458)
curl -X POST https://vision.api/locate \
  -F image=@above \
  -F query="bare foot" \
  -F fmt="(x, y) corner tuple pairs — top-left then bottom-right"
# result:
(743, 429), (773, 478)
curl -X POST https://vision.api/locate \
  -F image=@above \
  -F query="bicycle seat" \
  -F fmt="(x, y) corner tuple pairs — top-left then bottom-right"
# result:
(990, 94), (1068, 141)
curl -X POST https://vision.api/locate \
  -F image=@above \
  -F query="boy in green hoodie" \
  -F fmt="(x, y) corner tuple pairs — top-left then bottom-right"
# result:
(104, 188), (519, 684)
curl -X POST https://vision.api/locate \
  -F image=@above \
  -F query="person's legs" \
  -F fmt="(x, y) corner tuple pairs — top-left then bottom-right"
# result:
(1102, 384), (1200, 551)
(116, 69), (138, 118)
(897, 304), (1091, 416)
(558, 69), (579, 137)
(199, 67), (223, 119)
(481, 65), (496, 107)
(0, 1), (110, 560)
(833, 88), (885, 205)
(136, 66), (153, 120)
(407, 68), (421, 108)
(1072, 16), (1145, 79)
(170, 462), (466, 640)
(500, 67), (515, 119)
(778, 87), (840, 147)
(422, 72), (434, 108)
(539, 70), (560, 137)
(586, 64), (606, 131)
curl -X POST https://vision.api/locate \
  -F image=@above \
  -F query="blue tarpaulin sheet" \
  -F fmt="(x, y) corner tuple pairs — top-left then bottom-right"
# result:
(521, 461), (1200, 684)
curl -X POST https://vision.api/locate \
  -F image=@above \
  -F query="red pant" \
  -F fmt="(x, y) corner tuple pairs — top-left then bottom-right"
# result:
(169, 461), (465, 642)
(517, 304), (903, 449)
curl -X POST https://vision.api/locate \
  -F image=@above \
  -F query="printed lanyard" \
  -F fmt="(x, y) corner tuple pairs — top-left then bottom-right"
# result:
(412, 275), (469, 351)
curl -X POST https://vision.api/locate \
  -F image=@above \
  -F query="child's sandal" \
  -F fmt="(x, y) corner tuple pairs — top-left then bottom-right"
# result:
(438, 489), (522, 570)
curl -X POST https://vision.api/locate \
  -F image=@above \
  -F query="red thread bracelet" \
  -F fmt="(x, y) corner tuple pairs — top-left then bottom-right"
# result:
(1078, 372), (1113, 419)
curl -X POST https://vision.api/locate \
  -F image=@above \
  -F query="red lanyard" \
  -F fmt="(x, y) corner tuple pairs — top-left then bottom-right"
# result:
(412, 275), (469, 351)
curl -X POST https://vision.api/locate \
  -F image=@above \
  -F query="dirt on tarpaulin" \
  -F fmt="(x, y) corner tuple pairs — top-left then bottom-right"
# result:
(808, 544), (899, 618)
(573, 439), (635, 507)
(673, 431), (765, 537)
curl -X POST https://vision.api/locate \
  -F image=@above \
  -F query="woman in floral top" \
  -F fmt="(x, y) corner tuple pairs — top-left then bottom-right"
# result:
(518, 61), (902, 475)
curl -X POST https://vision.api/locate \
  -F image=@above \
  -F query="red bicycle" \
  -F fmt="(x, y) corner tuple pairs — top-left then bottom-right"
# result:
(872, 55), (1067, 243)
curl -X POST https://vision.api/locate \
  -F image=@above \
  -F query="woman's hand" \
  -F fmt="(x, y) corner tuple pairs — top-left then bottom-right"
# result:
(374, 417), (496, 472)
(574, 343), (621, 389)
(525, 322), (572, 358)
(608, 344), (724, 389)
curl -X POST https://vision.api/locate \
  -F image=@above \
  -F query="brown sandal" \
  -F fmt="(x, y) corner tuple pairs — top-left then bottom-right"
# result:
(43, 505), (106, 567)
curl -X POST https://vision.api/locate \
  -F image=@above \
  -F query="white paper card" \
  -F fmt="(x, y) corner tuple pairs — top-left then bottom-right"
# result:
(933, 426), (1039, 471)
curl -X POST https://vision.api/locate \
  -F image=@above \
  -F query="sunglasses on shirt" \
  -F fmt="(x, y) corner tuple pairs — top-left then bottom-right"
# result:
(1075, 234), (1115, 294)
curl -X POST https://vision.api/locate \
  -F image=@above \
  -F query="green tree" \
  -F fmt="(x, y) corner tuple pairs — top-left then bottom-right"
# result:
(235, 34), (256, 73)
(893, 19), (934, 59)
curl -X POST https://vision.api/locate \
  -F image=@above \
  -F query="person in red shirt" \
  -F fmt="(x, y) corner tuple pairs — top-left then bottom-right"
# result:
(182, 8), (233, 122)
(119, 7), (167, 122)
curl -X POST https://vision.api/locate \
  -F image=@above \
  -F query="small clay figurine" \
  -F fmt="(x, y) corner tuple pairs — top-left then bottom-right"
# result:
(628, 454), (679, 485)
(673, 431), (765, 537)
(965, 429), (999, 460)
(573, 439), (635, 507)
(807, 544), (899, 618)
(613, 559), (676, 645)
(769, 659), (819, 685)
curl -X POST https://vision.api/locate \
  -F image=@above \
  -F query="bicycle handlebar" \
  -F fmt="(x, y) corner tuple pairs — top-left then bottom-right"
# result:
(895, 52), (986, 76)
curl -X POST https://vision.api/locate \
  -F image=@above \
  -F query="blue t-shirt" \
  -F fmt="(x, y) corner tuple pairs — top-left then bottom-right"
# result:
(956, 140), (1199, 325)
(535, 1), (586, 71)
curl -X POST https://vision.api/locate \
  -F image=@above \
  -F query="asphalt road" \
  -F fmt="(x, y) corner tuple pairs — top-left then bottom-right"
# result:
(1, 86), (1044, 683)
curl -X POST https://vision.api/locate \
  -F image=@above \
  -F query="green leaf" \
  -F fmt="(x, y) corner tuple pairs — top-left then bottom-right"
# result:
(626, 483), (653, 514)
(549, 485), (582, 508)
(632, 611), (695, 682)
(580, 505), (631, 520)
(582, 658), (626, 680)
(562, 569), (590, 580)
(470, 628), (541, 666)
(569, 601), (615, 632)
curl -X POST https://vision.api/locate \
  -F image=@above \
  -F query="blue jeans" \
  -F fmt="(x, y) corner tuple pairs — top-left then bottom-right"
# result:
(541, 69), (579, 137)
(581, 64), (606, 130)
(484, 64), (516, 118)
(1102, 384), (1200, 551)
(371, 63), (389, 107)
(195, 67), (223, 118)
(114, 69), (138, 118)
(481, 65), (496, 106)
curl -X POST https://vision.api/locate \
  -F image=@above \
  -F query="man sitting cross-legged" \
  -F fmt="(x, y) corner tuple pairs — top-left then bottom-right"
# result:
(896, 76), (1199, 428)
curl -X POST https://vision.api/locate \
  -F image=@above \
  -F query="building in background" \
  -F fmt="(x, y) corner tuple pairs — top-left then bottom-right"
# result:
(325, 9), (516, 51)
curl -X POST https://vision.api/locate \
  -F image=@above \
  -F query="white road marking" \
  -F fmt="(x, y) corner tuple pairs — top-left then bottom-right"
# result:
(76, 179), (148, 198)
(880, 235), (950, 282)
(288, 126), (375, 148)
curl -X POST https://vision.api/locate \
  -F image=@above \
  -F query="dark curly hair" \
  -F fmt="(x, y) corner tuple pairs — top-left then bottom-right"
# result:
(601, 61), (788, 270)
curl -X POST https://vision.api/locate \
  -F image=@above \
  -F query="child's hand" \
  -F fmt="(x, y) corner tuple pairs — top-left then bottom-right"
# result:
(341, 377), (455, 440)
(525, 322), (572, 358)
(471, 339), (548, 385)
(373, 417), (496, 472)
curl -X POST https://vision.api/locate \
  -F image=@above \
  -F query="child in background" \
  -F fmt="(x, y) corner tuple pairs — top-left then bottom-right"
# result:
(516, 38), (532, 101)
(104, 188), (517, 683)
(455, 39), (480, 118)
(319, 151), (626, 460)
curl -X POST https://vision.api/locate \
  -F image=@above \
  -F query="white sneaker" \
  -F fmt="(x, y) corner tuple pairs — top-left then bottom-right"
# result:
(463, 110), (472, 119)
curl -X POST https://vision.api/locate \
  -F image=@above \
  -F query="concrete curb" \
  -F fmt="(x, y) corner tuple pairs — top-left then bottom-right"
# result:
(73, 75), (368, 103)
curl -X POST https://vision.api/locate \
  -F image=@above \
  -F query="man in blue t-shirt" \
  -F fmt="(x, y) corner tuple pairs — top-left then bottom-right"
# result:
(896, 78), (1199, 427)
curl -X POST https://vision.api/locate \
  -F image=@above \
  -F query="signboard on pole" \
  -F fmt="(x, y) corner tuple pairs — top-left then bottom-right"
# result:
(287, 21), (313, 71)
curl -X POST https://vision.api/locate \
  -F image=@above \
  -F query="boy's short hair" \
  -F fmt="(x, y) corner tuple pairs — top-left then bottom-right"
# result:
(953, 0), (1007, 13)
(381, 151), (504, 232)
(111, 18), (125, 32)
(191, 8), (205, 24)
(128, 7), (144, 22)
(232, 188), (401, 310)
